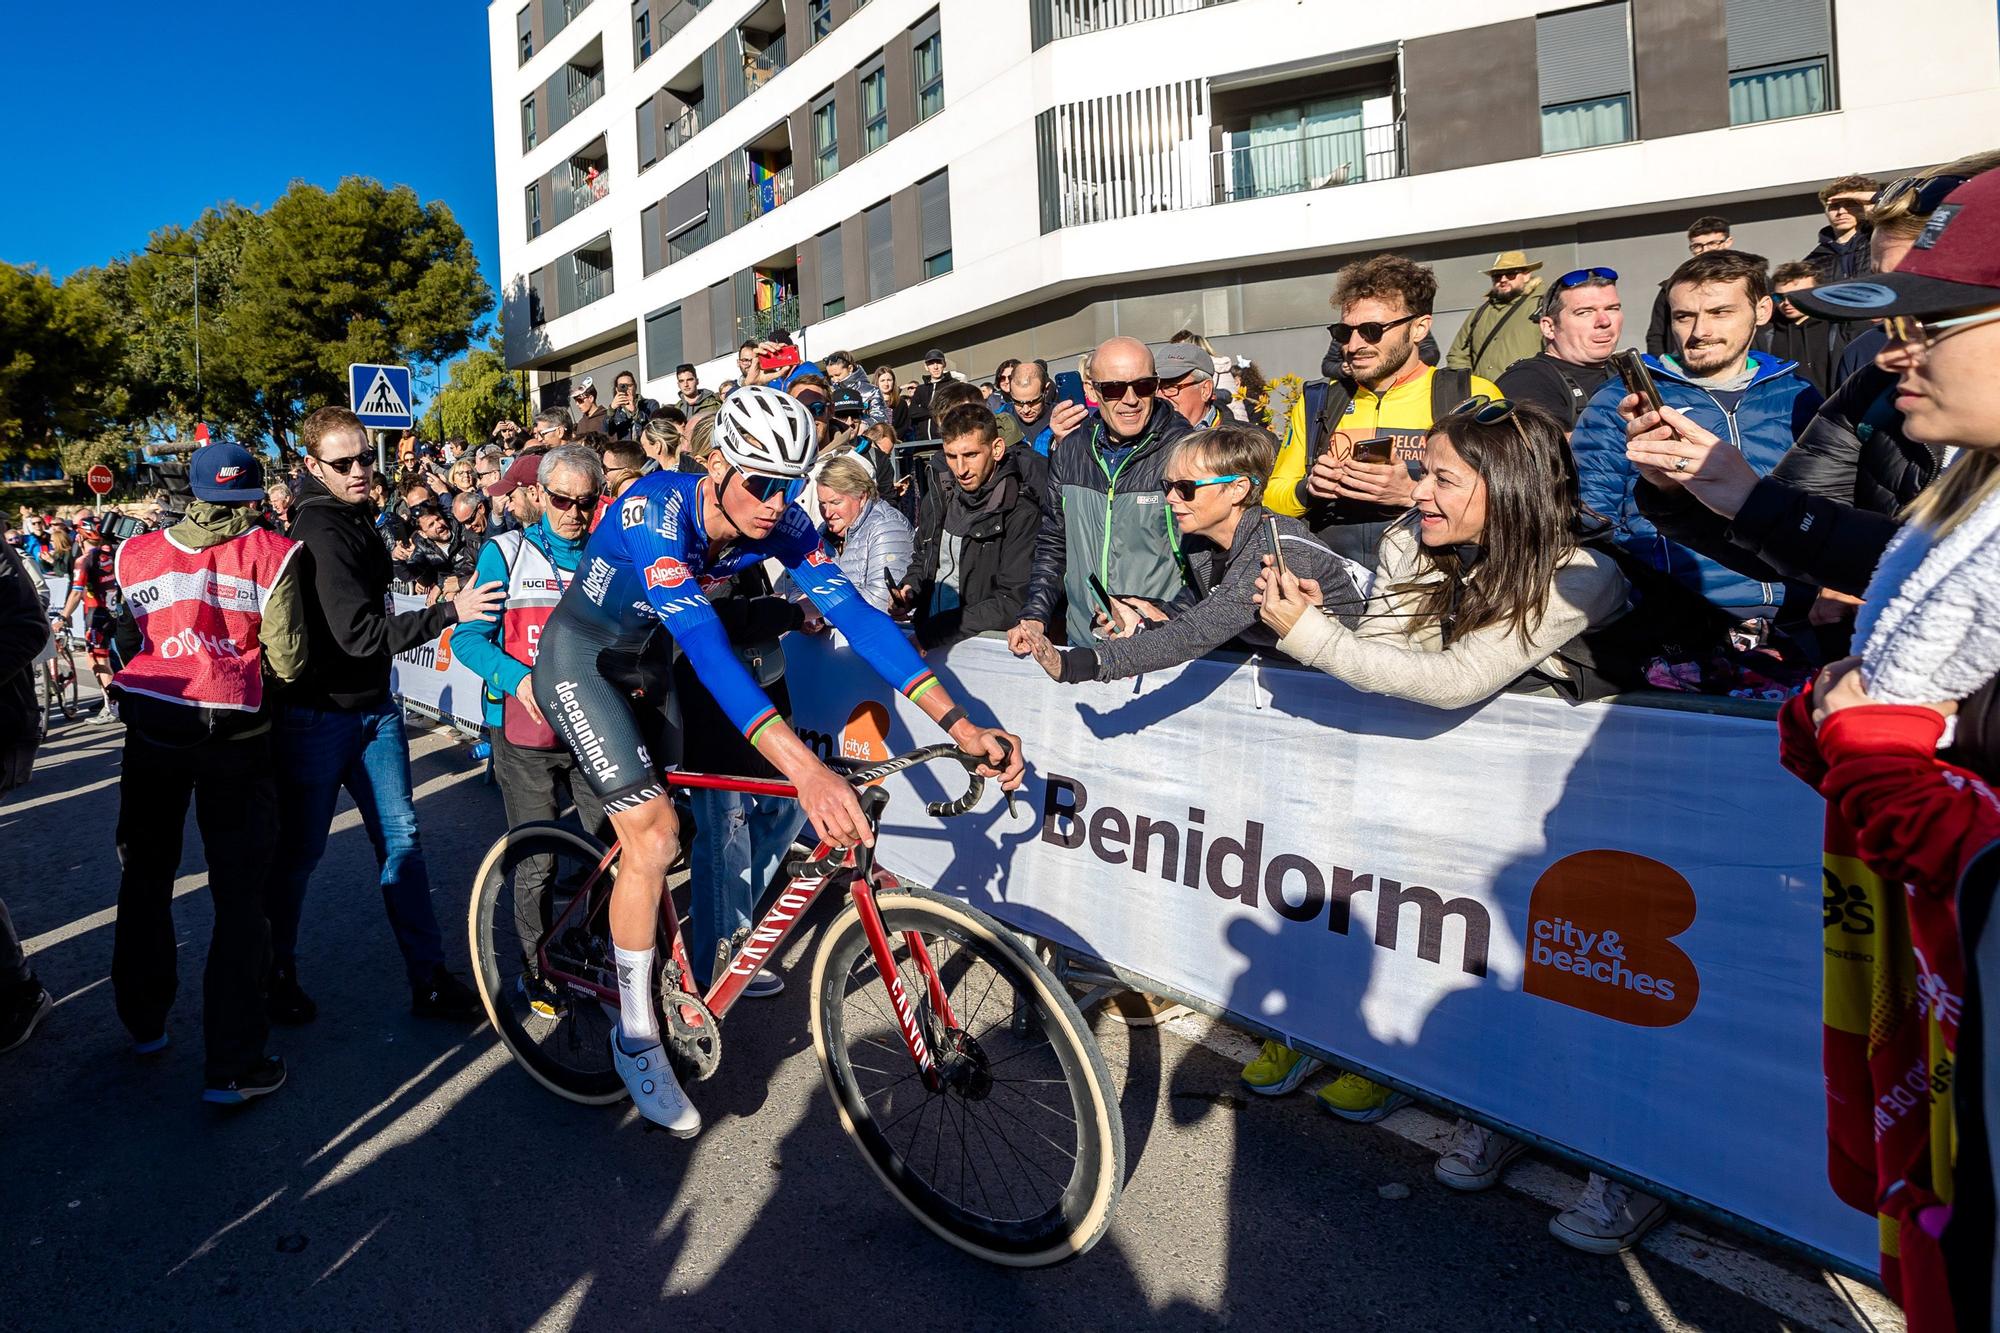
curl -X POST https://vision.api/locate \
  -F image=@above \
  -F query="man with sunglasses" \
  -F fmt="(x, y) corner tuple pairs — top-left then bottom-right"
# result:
(1806, 174), (1883, 282)
(1266, 255), (1489, 565)
(529, 385), (1025, 1134)
(1013, 335), (1193, 649)
(1495, 267), (1625, 433)
(1762, 260), (1855, 399)
(265, 407), (506, 1028)
(1446, 251), (1547, 383)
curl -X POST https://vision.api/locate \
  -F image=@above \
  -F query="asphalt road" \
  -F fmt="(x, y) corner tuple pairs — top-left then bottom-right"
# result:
(0, 697), (1896, 1333)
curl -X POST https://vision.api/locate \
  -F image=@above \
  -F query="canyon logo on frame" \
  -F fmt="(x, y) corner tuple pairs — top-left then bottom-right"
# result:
(1523, 850), (1700, 1027)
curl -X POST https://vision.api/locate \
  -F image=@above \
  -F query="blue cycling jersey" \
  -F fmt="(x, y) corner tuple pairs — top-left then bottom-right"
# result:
(547, 469), (936, 741)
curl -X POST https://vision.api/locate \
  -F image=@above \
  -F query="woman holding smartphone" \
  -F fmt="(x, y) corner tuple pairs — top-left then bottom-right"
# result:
(1251, 397), (1642, 1253)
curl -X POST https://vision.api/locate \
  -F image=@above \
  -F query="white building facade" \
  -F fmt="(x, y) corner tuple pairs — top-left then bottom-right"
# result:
(488, 0), (2000, 407)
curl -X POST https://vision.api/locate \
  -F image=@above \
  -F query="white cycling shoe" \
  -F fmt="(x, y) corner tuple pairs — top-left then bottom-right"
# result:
(613, 1027), (702, 1139)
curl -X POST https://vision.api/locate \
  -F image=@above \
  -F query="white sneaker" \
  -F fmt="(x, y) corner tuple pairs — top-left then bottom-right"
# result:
(1433, 1119), (1526, 1192)
(743, 968), (785, 999)
(612, 1027), (701, 1138)
(1550, 1173), (1666, 1254)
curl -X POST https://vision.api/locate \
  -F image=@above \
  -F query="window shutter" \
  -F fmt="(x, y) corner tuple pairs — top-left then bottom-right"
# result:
(640, 204), (663, 273)
(919, 172), (950, 258)
(819, 225), (844, 304)
(866, 201), (894, 301)
(1725, 0), (1831, 68)
(665, 173), (709, 235)
(645, 305), (683, 374)
(1536, 3), (1633, 106)
(636, 100), (658, 167)
(709, 282), (733, 358)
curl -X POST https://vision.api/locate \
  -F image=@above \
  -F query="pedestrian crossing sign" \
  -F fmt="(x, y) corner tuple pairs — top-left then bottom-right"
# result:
(349, 363), (415, 429)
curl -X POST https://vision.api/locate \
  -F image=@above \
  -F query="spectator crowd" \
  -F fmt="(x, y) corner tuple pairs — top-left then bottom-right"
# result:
(6, 155), (2000, 1329)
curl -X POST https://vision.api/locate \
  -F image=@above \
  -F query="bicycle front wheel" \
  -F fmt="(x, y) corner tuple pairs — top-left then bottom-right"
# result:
(810, 887), (1124, 1267)
(468, 822), (625, 1104)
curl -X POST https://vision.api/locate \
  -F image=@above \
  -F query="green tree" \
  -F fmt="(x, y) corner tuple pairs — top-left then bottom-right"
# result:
(222, 177), (492, 456)
(424, 337), (527, 443)
(0, 264), (122, 466)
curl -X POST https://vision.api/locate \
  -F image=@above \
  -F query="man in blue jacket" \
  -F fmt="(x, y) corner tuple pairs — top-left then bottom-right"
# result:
(453, 446), (609, 851)
(1571, 249), (1823, 618)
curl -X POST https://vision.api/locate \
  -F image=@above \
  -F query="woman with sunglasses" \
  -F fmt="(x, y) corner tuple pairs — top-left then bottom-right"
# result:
(1019, 425), (1360, 686)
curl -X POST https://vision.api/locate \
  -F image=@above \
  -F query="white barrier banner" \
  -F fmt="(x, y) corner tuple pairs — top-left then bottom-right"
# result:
(779, 634), (1874, 1271)
(387, 594), (490, 729)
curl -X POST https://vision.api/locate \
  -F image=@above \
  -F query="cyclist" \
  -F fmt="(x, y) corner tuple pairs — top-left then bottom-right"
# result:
(531, 385), (1025, 1137)
(57, 517), (121, 718)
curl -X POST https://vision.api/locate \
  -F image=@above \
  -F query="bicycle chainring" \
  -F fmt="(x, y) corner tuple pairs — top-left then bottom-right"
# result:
(655, 984), (722, 1083)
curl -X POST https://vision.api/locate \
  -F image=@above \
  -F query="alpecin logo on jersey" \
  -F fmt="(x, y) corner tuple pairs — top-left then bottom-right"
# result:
(581, 557), (614, 605)
(644, 557), (691, 590)
(803, 549), (835, 568)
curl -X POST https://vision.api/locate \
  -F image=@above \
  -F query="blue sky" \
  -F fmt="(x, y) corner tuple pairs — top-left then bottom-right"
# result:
(3, 0), (502, 309)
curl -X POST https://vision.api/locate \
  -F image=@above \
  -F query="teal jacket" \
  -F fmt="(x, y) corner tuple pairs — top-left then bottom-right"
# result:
(452, 517), (586, 728)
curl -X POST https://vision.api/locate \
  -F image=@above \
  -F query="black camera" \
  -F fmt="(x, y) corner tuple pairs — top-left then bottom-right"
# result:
(102, 512), (154, 543)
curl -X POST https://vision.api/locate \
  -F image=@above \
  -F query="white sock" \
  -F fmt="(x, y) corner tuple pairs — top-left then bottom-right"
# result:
(614, 946), (658, 1046)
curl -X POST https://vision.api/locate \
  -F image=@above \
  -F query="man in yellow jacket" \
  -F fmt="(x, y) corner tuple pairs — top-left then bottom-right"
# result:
(1267, 254), (1499, 563)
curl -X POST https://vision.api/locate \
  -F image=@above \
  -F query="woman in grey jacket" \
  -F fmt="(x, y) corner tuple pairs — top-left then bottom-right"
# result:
(1255, 397), (1646, 1254)
(812, 452), (913, 614)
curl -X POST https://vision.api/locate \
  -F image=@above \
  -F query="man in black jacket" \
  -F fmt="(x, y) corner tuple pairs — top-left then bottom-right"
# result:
(1648, 216), (1733, 358)
(899, 404), (1042, 651)
(263, 407), (503, 1024)
(0, 538), (51, 1053)
(904, 348), (952, 441)
(1805, 174), (1881, 281)
(1764, 261), (1855, 398)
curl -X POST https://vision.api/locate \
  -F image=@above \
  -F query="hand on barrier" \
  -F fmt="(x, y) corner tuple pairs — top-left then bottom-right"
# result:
(514, 674), (546, 726)
(1005, 618), (1046, 656)
(1621, 397), (1758, 518)
(451, 579), (506, 625)
(1253, 555), (1325, 639)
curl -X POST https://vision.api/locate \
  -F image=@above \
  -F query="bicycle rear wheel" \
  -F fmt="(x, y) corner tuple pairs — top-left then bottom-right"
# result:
(468, 822), (625, 1104)
(53, 649), (79, 721)
(810, 886), (1124, 1267)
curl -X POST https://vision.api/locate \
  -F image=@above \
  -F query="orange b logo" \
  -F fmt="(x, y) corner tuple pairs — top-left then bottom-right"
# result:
(434, 626), (454, 672)
(841, 701), (891, 762)
(1522, 850), (1699, 1027)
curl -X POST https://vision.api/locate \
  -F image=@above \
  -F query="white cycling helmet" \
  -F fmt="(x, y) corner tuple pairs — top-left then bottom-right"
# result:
(714, 384), (820, 479)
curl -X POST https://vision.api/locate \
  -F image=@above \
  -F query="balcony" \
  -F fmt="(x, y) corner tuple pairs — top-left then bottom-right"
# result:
(1032, 0), (1235, 47)
(738, 294), (801, 344)
(663, 104), (702, 157)
(1211, 119), (1405, 203)
(743, 33), (788, 93)
(636, 0), (705, 65)
(745, 163), (796, 222)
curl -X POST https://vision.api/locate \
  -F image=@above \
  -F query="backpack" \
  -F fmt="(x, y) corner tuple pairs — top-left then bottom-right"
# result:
(1296, 366), (1472, 519)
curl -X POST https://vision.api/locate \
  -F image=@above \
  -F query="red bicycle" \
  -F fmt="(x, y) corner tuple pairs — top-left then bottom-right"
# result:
(468, 743), (1125, 1267)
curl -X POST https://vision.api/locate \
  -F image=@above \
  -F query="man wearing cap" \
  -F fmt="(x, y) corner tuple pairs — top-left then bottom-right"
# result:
(454, 445), (610, 863)
(905, 349), (953, 441)
(822, 350), (888, 428)
(490, 453), (549, 532)
(107, 440), (307, 1103)
(570, 377), (610, 437)
(1156, 343), (1244, 434)
(1447, 252), (1547, 383)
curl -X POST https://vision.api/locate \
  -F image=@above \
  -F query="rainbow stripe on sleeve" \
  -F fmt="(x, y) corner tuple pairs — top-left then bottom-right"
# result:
(745, 706), (782, 744)
(902, 670), (939, 702)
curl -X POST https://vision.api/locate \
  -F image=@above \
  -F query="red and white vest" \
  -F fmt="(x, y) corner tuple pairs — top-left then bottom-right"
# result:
(112, 526), (300, 712)
(495, 529), (569, 668)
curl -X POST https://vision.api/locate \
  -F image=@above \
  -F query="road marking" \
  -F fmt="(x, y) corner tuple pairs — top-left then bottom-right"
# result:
(1155, 1010), (1904, 1333)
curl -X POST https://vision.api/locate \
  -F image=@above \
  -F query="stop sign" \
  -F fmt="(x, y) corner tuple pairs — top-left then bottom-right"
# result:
(86, 465), (114, 496)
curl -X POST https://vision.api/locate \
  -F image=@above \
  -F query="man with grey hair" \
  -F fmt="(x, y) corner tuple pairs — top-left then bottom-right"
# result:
(455, 442), (609, 853)
(531, 408), (572, 449)
(1155, 343), (1225, 431)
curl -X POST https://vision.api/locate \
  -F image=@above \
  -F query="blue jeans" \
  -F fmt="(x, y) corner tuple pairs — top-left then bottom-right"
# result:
(263, 703), (445, 985)
(688, 788), (807, 990)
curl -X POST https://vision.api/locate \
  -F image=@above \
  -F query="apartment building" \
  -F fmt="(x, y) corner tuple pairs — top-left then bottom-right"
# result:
(487, 0), (2000, 407)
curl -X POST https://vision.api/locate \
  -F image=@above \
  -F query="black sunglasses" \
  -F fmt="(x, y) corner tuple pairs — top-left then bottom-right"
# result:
(408, 499), (444, 517)
(1874, 173), (1967, 217)
(319, 449), (377, 475)
(1090, 377), (1159, 401)
(1328, 314), (1419, 345)
(731, 470), (791, 503)
(543, 488), (600, 512)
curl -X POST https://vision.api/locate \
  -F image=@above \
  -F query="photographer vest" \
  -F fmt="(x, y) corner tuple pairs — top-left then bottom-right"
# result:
(112, 526), (299, 712)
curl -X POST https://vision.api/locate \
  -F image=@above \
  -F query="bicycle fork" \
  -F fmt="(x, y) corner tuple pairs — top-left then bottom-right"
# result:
(847, 853), (961, 1095)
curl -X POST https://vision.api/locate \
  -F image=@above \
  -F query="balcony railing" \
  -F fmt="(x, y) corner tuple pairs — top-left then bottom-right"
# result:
(662, 105), (703, 157)
(1031, 0), (1234, 47)
(738, 296), (801, 344)
(743, 35), (787, 93)
(1209, 120), (1404, 205)
(659, 0), (705, 45)
(667, 216), (713, 265)
(745, 164), (795, 221)
(566, 70), (606, 120)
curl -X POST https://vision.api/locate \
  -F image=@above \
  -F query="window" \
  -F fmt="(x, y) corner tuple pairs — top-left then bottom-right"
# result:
(1536, 3), (1634, 153)
(812, 94), (839, 184)
(709, 281), (734, 358)
(860, 61), (888, 154)
(865, 200), (894, 303)
(818, 224), (844, 316)
(634, 4), (652, 62)
(526, 182), (543, 239)
(645, 303), (683, 375)
(637, 100), (659, 169)
(641, 203), (663, 272)
(528, 273), (547, 327)
(918, 171), (952, 279)
(518, 5), (534, 63)
(1726, 0), (1834, 124)
(522, 96), (539, 151)
(808, 0), (833, 42)
(913, 13), (944, 123)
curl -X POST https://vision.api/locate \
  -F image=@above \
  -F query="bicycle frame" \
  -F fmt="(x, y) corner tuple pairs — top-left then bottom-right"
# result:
(530, 767), (963, 1092)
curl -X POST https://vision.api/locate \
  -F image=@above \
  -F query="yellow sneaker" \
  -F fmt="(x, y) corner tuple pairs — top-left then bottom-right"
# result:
(1239, 1040), (1323, 1096)
(1317, 1071), (1410, 1123)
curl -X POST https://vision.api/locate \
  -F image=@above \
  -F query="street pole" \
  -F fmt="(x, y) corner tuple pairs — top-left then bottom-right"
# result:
(191, 250), (201, 419)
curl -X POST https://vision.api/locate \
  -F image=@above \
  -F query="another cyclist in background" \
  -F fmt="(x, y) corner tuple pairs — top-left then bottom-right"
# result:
(531, 384), (1026, 1137)
(57, 517), (121, 719)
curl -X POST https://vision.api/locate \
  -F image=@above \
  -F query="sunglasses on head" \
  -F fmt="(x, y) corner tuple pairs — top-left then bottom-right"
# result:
(318, 448), (377, 475)
(731, 470), (791, 503)
(1874, 173), (1967, 218)
(1448, 395), (1535, 451)
(1328, 313), (1419, 345)
(1091, 377), (1159, 401)
(1162, 473), (1246, 501)
(408, 499), (443, 517)
(543, 488), (600, 512)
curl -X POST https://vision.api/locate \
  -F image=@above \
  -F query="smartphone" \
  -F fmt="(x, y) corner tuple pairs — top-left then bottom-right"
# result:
(1086, 572), (1116, 620)
(758, 345), (802, 374)
(1265, 516), (1290, 578)
(1053, 371), (1087, 408)
(1349, 436), (1394, 465)
(1612, 350), (1666, 416)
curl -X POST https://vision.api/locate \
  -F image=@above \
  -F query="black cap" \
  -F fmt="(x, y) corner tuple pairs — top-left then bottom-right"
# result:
(1793, 169), (2000, 322)
(831, 386), (867, 418)
(923, 348), (947, 364)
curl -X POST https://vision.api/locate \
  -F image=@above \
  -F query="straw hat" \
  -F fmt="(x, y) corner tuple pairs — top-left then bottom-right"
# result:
(1483, 250), (1544, 275)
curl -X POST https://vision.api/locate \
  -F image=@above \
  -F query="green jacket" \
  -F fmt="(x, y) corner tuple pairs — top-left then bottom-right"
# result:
(1446, 279), (1545, 382)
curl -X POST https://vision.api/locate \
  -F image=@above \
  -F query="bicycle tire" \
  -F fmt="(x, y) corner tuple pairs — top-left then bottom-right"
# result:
(468, 822), (627, 1105)
(53, 649), (80, 721)
(810, 886), (1124, 1267)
